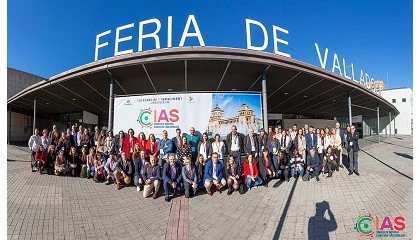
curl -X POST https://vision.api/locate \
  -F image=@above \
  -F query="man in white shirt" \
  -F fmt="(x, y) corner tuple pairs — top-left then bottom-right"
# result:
(226, 125), (244, 173)
(28, 128), (42, 172)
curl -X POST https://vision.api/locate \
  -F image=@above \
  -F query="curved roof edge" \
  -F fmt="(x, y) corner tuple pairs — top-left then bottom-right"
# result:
(7, 47), (399, 115)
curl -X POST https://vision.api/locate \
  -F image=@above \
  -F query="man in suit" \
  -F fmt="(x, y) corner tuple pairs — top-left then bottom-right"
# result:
(114, 151), (133, 190)
(172, 128), (183, 154)
(226, 125), (244, 173)
(346, 125), (360, 175)
(335, 122), (345, 169)
(162, 154), (183, 202)
(204, 152), (226, 196)
(243, 128), (259, 159)
(307, 147), (321, 181)
(305, 126), (317, 160)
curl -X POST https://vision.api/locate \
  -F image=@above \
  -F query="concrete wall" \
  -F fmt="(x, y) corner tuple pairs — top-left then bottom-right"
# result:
(283, 119), (337, 130)
(380, 88), (413, 135)
(7, 68), (46, 99)
(8, 111), (32, 142)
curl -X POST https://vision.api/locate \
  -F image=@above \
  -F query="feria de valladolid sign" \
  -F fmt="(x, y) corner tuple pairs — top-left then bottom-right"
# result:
(94, 14), (379, 93)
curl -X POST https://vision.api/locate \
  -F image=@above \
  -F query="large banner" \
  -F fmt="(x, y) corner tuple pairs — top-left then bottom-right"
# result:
(114, 93), (263, 139)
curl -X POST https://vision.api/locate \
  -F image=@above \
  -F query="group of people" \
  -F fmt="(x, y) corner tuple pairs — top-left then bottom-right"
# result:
(28, 122), (360, 202)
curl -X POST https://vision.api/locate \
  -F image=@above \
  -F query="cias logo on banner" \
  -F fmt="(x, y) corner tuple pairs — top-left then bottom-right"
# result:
(355, 214), (406, 238)
(137, 108), (180, 128)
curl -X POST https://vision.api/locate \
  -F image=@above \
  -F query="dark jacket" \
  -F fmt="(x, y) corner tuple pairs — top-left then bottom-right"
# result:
(305, 132), (318, 151)
(113, 134), (125, 155)
(258, 155), (275, 176)
(226, 132), (244, 153)
(56, 138), (71, 154)
(172, 136), (183, 153)
(258, 135), (269, 152)
(162, 162), (183, 184)
(115, 158), (133, 175)
(197, 141), (212, 159)
(243, 134), (260, 155)
(307, 153), (321, 169)
(225, 164), (241, 180)
(134, 157), (148, 180)
(141, 162), (161, 182)
(346, 131), (360, 152)
(204, 160), (224, 183)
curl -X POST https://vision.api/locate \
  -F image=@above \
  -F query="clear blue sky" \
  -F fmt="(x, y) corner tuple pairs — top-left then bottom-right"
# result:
(7, 0), (412, 89)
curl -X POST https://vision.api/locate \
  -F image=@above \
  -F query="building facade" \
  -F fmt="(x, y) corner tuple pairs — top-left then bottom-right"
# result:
(380, 88), (413, 135)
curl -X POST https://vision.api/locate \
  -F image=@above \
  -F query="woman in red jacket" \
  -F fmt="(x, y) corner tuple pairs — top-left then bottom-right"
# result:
(146, 134), (159, 159)
(136, 132), (148, 151)
(243, 154), (263, 191)
(123, 128), (138, 163)
(35, 145), (47, 174)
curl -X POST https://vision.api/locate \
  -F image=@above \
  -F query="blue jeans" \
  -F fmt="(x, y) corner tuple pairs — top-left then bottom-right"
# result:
(291, 166), (304, 177)
(246, 176), (263, 189)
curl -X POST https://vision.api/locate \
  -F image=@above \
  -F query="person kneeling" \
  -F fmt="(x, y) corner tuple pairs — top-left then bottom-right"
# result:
(35, 145), (47, 175)
(204, 153), (226, 196)
(114, 152), (132, 190)
(243, 154), (263, 191)
(225, 155), (240, 195)
(275, 151), (290, 182)
(182, 157), (198, 198)
(259, 148), (275, 186)
(307, 147), (321, 181)
(104, 153), (117, 185)
(142, 155), (161, 199)
(163, 154), (183, 202)
(54, 150), (66, 176)
(290, 148), (305, 181)
(322, 147), (336, 178)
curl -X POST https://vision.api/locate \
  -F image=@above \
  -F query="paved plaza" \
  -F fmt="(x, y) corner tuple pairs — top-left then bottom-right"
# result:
(7, 136), (413, 240)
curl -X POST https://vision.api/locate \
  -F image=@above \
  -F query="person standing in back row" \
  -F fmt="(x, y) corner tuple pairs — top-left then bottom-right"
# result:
(226, 125), (243, 173)
(346, 125), (360, 176)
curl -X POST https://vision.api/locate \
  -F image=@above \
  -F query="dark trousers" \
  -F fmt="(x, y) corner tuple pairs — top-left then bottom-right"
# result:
(184, 182), (197, 198)
(31, 151), (36, 169)
(163, 181), (182, 197)
(309, 166), (321, 177)
(348, 148), (359, 172)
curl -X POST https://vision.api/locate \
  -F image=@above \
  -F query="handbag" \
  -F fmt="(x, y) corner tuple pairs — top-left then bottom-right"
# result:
(302, 172), (311, 181)
(239, 183), (247, 194)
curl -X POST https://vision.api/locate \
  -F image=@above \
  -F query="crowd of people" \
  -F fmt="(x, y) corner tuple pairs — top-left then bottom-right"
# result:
(27, 122), (360, 202)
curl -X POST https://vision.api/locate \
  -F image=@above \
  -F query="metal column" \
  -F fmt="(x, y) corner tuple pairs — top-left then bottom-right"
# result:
(389, 109), (392, 136)
(33, 96), (37, 133)
(262, 72), (268, 133)
(108, 77), (114, 132)
(348, 92), (352, 126)
(377, 104), (380, 143)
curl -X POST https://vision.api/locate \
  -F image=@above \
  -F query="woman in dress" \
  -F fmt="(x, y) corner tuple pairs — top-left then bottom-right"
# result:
(211, 134), (226, 166)
(146, 134), (159, 160)
(176, 136), (192, 163)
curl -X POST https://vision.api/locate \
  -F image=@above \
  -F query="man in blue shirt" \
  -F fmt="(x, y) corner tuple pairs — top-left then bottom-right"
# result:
(158, 130), (173, 165)
(186, 127), (200, 162)
(204, 152), (226, 196)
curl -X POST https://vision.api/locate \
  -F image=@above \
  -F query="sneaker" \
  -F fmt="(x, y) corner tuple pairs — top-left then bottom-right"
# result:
(247, 188), (251, 191)
(136, 186), (141, 192)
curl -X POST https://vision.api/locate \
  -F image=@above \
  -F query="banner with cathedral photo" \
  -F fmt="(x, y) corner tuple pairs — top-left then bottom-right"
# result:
(114, 93), (262, 139)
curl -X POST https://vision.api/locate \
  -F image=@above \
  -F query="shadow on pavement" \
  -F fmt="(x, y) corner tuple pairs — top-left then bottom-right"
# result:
(272, 178), (297, 240)
(272, 179), (284, 188)
(360, 149), (413, 180)
(308, 201), (337, 240)
(393, 152), (413, 160)
(7, 159), (29, 162)
(362, 138), (413, 150)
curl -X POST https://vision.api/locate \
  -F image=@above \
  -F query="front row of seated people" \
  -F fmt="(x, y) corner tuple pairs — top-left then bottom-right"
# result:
(33, 145), (331, 202)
